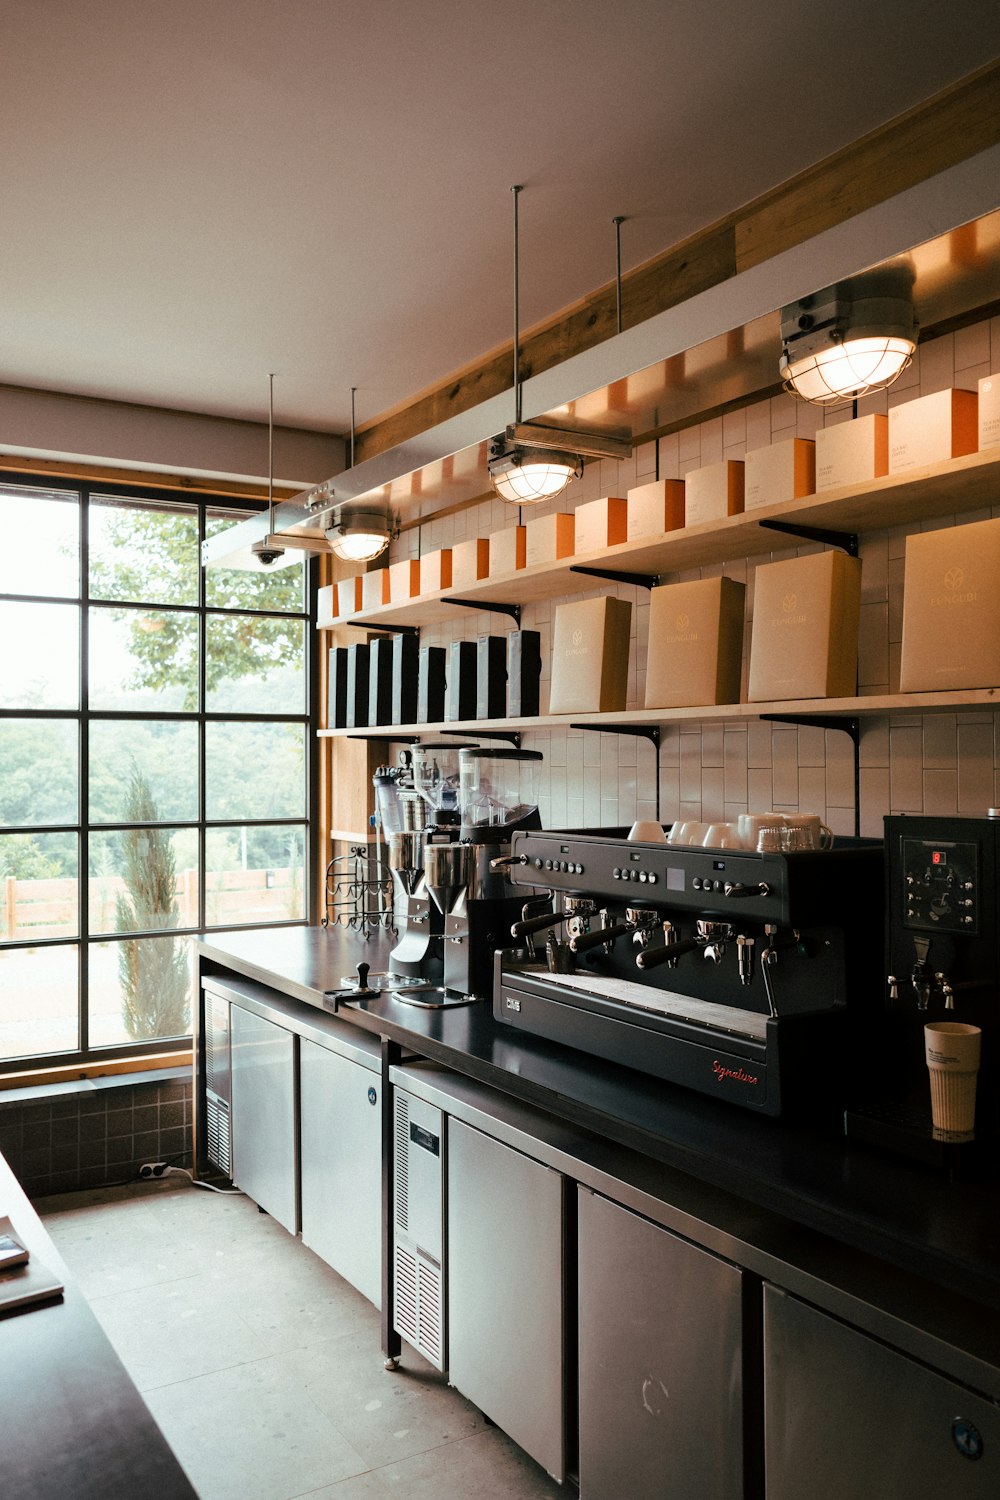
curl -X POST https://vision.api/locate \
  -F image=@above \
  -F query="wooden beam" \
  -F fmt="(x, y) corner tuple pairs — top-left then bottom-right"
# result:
(354, 59), (1000, 466)
(0, 452), (298, 504)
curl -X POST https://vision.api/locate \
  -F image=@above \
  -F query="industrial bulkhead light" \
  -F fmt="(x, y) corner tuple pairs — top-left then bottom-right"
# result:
(779, 265), (917, 407)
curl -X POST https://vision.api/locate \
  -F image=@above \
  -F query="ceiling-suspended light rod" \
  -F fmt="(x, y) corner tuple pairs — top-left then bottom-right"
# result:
(489, 184), (628, 504)
(324, 384), (397, 562)
(251, 372), (287, 567)
(780, 266), (917, 406)
(613, 216), (625, 335)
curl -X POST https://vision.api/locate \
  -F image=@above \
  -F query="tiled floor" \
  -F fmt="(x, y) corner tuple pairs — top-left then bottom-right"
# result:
(39, 1180), (565, 1500)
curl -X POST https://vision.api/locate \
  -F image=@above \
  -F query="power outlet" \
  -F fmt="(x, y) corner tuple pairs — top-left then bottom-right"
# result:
(138, 1162), (168, 1179)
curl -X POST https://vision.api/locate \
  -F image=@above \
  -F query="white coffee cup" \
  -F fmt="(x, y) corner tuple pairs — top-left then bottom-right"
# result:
(682, 821), (710, 846)
(738, 812), (786, 850)
(628, 819), (666, 843)
(702, 821), (739, 848)
(783, 813), (834, 850)
(666, 821), (690, 846)
(925, 1021), (981, 1140)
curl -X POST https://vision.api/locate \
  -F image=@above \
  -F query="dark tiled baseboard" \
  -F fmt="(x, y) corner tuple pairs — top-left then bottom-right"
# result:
(0, 1074), (193, 1199)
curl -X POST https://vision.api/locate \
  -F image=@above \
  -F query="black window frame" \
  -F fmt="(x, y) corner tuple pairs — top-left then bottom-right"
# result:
(0, 470), (318, 1073)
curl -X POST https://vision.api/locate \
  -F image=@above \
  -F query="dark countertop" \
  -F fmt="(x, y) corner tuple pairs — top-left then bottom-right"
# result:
(0, 1153), (197, 1500)
(198, 924), (1000, 1318)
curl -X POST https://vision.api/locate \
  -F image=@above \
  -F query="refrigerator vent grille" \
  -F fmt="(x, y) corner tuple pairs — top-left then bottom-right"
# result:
(394, 1241), (443, 1370)
(206, 1092), (231, 1176)
(394, 1094), (409, 1232)
(204, 997), (229, 1096)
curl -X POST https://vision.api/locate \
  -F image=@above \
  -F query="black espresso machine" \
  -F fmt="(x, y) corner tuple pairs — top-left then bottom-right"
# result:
(494, 827), (883, 1117)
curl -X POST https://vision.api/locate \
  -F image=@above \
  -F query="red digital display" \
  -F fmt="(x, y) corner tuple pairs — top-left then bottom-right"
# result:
(931, 850), (947, 866)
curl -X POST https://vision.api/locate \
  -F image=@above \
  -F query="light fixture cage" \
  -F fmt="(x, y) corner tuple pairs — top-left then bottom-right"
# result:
(488, 440), (584, 504)
(779, 267), (917, 407)
(325, 503), (397, 562)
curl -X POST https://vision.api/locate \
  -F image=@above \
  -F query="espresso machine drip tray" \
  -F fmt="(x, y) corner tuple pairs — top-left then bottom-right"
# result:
(530, 970), (769, 1041)
(386, 982), (479, 1009)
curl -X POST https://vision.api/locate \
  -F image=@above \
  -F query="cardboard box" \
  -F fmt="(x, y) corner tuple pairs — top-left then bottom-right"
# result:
(317, 583), (336, 626)
(815, 414), (889, 491)
(525, 511), (575, 568)
(626, 479), (685, 541)
(361, 568), (390, 611)
(391, 634), (418, 724)
(419, 548), (453, 595)
(451, 537), (490, 590)
(747, 550), (862, 701)
(418, 646), (447, 723)
(507, 630), (541, 717)
(899, 516), (1000, 691)
(388, 558), (421, 602)
(477, 635), (507, 719)
(573, 496), (627, 553)
(327, 646), (349, 728)
(684, 460), (744, 526)
(345, 643), (370, 728)
(368, 637), (394, 726)
(548, 597), (632, 714)
(446, 640), (477, 721)
(336, 575), (363, 617)
(888, 388), (979, 473)
(745, 438), (815, 509)
(644, 578), (745, 708)
(489, 524), (527, 576)
(979, 375), (1000, 452)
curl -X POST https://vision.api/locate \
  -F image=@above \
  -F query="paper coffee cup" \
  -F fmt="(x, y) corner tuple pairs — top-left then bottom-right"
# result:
(925, 1022), (981, 1140)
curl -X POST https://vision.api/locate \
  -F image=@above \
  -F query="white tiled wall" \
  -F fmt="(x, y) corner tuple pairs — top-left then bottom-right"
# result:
(385, 314), (1000, 839)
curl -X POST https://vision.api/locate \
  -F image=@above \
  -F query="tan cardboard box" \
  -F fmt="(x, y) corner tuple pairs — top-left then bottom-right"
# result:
(684, 460), (744, 526)
(361, 568), (390, 610)
(747, 550), (862, 701)
(317, 583), (336, 625)
(489, 524), (527, 576)
(388, 558), (421, 602)
(979, 375), (1000, 453)
(745, 437), (815, 509)
(525, 511), (575, 568)
(419, 548), (453, 594)
(573, 496), (627, 553)
(336, 576), (363, 617)
(815, 414), (889, 491)
(451, 537), (490, 589)
(899, 516), (1000, 691)
(888, 388), (979, 473)
(644, 577), (745, 708)
(549, 596), (632, 713)
(626, 478), (685, 541)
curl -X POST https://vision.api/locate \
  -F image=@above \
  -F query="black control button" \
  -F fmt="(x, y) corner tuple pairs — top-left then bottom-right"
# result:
(692, 877), (702, 890)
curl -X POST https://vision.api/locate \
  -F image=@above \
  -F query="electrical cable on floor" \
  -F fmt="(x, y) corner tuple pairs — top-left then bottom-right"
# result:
(161, 1165), (243, 1195)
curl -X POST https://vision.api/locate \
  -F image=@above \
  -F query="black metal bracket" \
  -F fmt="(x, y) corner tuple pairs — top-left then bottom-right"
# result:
(346, 731), (420, 742)
(440, 727), (522, 747)
(571, 723), (662, 820)
(441, 596), (522, 626)
(762, 714), (861, 836)
(570, 565), (659, 590)
(346, 618), (420, 637)
(757, 519), (859, 557)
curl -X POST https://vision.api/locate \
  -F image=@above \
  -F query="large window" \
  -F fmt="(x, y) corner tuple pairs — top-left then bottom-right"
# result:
(0, 477), (313, 1069)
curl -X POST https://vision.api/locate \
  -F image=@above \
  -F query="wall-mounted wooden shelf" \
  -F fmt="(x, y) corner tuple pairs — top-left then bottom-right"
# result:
(317, 447), (1000, 632)
(319, 686), (1000, 740)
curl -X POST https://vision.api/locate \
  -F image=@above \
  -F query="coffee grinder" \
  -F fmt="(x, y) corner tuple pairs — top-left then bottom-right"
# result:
(422, 746), (544, 1003)
(845, 812), (1000, 1169)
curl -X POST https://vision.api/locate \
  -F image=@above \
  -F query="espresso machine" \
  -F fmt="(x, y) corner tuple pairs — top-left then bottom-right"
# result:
(377, 744), (543, 1006)
(845, 812), (1000, 1167)
(495, 827), (884, 1117)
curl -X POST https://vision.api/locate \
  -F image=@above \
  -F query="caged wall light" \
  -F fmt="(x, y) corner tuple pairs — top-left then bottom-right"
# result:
(779, 265), (917, 407)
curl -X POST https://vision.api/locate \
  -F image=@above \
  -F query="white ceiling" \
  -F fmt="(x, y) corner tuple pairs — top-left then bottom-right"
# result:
(3, 1), (999, 437)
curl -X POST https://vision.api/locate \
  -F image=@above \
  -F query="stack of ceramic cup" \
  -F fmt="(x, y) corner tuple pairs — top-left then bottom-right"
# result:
(666, 813), (834, 851)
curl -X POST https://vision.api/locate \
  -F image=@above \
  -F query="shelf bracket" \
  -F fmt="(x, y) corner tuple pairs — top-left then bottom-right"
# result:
(761, 714), (861, 836)
(570, 723), (662, 820)
(346, 618), (421, 637)
(757, 519), (859, 557)
(441, 596), (522, 626)
(570, 564), (659, 590)
(440, 727), (522, 747)
(346, 731), (420, 743)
